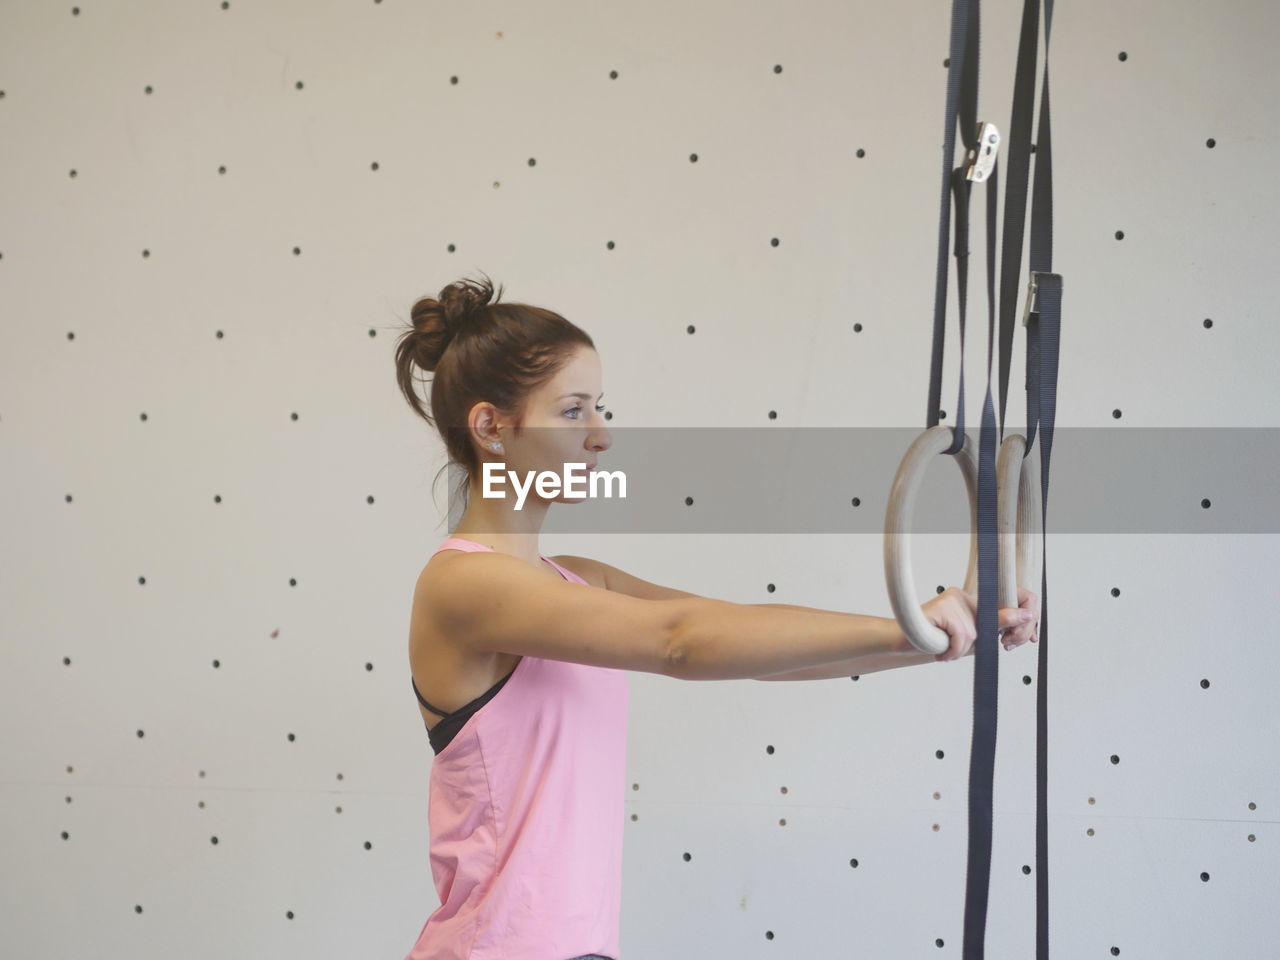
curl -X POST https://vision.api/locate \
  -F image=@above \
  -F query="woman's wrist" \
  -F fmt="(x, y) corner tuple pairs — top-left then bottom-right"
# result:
(883, 616), (913, 655)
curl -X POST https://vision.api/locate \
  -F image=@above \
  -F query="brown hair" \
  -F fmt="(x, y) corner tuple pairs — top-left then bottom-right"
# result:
(394, 271), (596, 506)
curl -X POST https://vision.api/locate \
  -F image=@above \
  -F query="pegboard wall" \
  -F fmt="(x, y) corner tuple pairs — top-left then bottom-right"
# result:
(1, 1), (1277, 958)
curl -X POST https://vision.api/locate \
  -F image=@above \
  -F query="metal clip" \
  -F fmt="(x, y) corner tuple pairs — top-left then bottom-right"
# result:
(1023, 272), (1043, 326)
(965, 122), (1001, 182)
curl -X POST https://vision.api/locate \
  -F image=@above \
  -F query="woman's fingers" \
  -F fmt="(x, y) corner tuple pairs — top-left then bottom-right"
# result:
(947, 587), (1042, 655)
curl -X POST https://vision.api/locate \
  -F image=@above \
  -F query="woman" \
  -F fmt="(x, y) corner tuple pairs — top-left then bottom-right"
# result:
(394, 274), (1039, 960)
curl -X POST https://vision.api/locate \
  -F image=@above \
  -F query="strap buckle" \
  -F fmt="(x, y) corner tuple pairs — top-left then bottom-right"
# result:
(1023, 272), (1045, 326)
(965, 121), (1001, 183)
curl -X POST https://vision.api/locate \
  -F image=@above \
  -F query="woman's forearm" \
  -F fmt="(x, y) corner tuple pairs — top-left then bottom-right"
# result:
(666, 598), (902, 681)
(750, 604), (941, 680)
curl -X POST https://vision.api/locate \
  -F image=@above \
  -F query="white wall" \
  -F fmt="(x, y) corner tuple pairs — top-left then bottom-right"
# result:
(1, 0), (1277, 957)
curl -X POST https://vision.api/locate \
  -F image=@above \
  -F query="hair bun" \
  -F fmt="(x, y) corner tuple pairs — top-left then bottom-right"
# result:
(404, 274), (500, 374)
(440, 277), (494, 335)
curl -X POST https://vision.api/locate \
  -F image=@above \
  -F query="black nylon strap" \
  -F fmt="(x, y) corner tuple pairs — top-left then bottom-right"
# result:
(926, 1), (1062, 957)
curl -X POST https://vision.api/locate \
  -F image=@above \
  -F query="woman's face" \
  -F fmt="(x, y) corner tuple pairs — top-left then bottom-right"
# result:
(483, 345), (612, 505)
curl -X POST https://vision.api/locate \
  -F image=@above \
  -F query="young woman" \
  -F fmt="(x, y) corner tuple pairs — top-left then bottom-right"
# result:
(394, 273), (1039, 960)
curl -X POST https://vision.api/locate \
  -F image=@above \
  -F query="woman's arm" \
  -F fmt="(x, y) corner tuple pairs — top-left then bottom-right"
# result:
(561, 558), (947, 679)
(751, 604), (944, 680)
(755, 649), (942, 681)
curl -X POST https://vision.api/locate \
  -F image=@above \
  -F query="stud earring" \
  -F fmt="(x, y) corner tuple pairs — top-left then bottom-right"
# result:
(489, 442), (502, 451)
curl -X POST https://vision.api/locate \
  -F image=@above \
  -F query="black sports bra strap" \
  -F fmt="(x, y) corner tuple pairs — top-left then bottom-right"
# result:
(412, 676), (454, 717)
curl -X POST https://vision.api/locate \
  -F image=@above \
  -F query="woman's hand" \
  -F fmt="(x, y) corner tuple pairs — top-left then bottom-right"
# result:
(920, 586), (1040, 662)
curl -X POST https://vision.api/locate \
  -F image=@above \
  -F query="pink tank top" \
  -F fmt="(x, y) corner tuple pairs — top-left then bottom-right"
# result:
(405, 537), (629, 960)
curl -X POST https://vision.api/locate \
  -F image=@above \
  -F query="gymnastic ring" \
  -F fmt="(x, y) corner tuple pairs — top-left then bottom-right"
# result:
(884, 425), (1043, 655)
